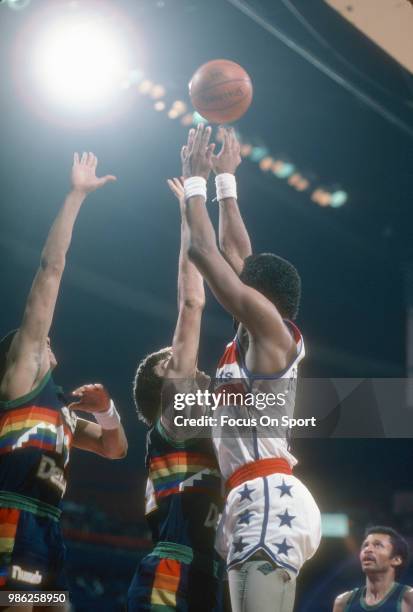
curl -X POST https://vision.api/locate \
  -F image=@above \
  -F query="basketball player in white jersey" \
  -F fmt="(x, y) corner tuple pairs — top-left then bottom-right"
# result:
(179, 124), (321, 612)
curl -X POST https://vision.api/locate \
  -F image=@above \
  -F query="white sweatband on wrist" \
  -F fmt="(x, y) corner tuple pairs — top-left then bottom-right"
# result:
(184, 176), (207, 201)
(93, 399), (121, 430)
(215, 173), (237, 201)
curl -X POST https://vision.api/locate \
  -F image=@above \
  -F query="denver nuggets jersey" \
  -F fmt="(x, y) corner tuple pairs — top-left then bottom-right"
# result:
(213, 320), (305, 480)
(345, 583), (410, 611)
(0, 371), (77, 517)
(144, 420), (222, 555)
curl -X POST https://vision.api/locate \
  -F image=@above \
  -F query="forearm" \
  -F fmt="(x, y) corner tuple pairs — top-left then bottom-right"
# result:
(17, 191), (86, 352)
(186, 195), (218, 263)
(74, 420), (128, 459)
(219, 196), (252, 266)
(178, 217), (205, 309)
(100, 424), (128, 459)
(41, 190), (86, 270)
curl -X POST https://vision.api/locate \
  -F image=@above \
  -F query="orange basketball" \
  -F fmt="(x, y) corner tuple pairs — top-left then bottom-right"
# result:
(189, 59), (253, 124)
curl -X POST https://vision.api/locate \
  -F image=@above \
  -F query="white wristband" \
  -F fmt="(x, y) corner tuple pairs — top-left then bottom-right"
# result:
(215, 173), (237, 201)
(184, 176), (207, 201)
(93, 399), (121, 430)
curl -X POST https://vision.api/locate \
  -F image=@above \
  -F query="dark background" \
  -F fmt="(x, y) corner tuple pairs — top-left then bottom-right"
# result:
(1, 0), (413, 609)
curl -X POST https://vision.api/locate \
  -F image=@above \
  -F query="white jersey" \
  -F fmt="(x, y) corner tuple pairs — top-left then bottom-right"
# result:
(213, 320), (305, 480)
(213, 321), (321, 576)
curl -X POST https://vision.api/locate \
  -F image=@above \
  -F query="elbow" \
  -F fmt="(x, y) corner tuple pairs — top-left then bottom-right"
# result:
(40, 253), (65, 276)
(104, 441), (128, 460)
(180, 297), (205, 311)
(219, 242), (236, 262)
(187, 242), (210, 266)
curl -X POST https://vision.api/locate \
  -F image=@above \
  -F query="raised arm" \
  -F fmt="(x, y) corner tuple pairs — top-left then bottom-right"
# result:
(0, 153), (116, 400)
(165, 176), (205, 378)
(182, 125), (294, 374)
(213, 127), (252, 274)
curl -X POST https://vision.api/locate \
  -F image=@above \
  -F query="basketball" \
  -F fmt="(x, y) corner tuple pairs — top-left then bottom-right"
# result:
(189, 59), (253, 124)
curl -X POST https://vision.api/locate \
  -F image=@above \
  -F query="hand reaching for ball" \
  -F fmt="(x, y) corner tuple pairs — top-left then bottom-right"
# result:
(181, 125), (215, 181)
(71, 152), (117, 196)
(212, 127), (242, 175)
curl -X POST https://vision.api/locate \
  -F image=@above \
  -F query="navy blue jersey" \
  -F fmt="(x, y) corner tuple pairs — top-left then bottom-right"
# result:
(345, 583), (410, 611)
(144, 420), (222, 555)
(0, 371), (77, 515)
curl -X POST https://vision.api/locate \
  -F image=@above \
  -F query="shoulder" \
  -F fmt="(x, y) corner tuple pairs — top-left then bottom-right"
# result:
(333, 590), (354, 611)
(402, 586), (413, 604)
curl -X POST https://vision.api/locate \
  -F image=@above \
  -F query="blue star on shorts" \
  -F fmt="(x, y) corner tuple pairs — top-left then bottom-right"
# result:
(233, 537), (249, 554)
(238, 509), (254, 525)
(276, 479), (293, 498)
(273, 538), (294, 557)
(277, 509), (296, 528)
(238, 484), (254, 502)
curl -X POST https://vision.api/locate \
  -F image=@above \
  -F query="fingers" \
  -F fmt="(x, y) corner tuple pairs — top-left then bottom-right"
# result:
(87, 152), (98, 168)
(167, 178), (179, 197)
(215, 134), (225, 158)
(167, 178), (184, 200)
(187, 128), (195, 151)
(71, 383), (103, 395)
(181, 145), (188, 164)
(192, 123), (211, 157)
(229, 127), (240, 152)
(71, 386), (86, 396)
(201, 125), (212, 149)
(75, 152), (99, 166)
(98, 175), (117, 187)
(206, 142), (216, 163)
(192, 124), (203, 154)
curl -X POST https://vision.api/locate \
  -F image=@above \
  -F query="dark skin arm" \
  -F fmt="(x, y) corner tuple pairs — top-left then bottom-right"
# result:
(182, 125), (295, 375)
(214, 127), (252, 274)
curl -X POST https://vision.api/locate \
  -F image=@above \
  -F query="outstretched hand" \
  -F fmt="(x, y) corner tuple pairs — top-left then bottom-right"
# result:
(68, 383), (111, 414)
(212, 127), (242, 175)
(71, 152), (117, 195)
(181, 124), (215, 180)
(167, 177), (185, 214)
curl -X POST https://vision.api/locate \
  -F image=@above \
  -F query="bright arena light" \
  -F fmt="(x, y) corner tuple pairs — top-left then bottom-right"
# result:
(32, 17), (130, 110)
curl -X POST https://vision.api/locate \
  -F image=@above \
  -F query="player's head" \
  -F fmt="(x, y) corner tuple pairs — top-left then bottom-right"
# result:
(0, 329), (18, 386)
(240, 253), (301, 320)
(360, 526), (409, 579)
(133, 347), (173, 426)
